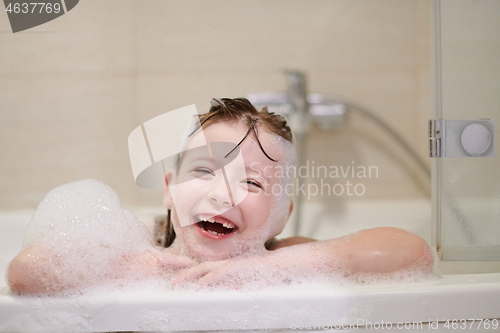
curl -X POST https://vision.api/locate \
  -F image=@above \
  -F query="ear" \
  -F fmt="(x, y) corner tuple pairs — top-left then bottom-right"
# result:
(163, 171), (175, 209)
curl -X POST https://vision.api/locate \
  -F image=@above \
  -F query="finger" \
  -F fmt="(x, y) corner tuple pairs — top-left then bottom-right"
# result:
(171, 261), (224, 285)
(196, 260), (241, 288)
(170, 265), (208, 285)
(197, 270), (222, 287)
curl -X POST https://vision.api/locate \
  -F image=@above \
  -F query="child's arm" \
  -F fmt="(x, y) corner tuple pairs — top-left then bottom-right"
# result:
(7, 246), (196, 295)
(327, 227), (433, 273)
(171, 227), (433, 287)
(7, 246), (60, 295)
(267, 236), (316, 250)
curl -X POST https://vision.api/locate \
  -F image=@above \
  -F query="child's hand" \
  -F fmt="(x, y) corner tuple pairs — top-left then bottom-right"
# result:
(170, 260), (227, 286)
(170, 255), (279, 290)
(156, 249), (198, 271)
(124, 249), (194, 277)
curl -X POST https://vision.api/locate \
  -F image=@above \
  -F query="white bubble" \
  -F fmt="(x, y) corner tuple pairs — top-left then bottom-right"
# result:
(16, 179), (168, 296)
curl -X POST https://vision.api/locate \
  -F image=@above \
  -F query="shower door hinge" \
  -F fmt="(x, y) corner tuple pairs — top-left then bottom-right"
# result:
(428, 119), (495, 158)
(429, 119), (442, 157)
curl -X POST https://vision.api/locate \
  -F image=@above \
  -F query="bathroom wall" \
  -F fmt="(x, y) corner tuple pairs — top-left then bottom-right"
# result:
(0, 0), (431, 210)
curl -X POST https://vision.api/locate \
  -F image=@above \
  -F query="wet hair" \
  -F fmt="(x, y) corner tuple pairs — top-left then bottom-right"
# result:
(190, 98), (292, 151)
(174, 97), (292, 168)
(160, 98), (293, 249)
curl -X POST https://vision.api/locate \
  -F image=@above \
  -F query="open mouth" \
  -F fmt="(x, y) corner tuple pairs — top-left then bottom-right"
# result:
(195, 214), (238, 236)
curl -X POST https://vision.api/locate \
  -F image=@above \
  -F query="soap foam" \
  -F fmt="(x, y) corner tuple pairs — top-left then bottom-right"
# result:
(15, 179), (171, 296)
(12, 180), (437, 296)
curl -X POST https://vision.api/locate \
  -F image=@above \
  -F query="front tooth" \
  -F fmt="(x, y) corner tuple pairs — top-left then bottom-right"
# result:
(199, 215), (213, 223)
(223, 222), (234, 229)
(197, 214), (214, 223)
(197, 214), (235, 227)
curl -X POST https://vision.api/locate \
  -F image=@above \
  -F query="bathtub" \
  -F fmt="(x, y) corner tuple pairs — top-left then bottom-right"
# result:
(1, 200), (500, 332)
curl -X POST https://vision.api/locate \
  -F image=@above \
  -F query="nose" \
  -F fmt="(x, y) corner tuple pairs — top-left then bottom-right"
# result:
(207, 172), (234, 208)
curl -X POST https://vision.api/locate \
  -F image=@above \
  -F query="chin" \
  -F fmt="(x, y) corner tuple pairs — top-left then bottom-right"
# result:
(174, 226), (269, 261)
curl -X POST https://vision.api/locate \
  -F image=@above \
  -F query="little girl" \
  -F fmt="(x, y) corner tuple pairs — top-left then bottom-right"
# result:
(7, 98), (434, 294)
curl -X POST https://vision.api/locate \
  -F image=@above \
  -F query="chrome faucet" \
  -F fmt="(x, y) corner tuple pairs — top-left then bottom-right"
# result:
(283, 70), (310, 237)
(284, 70), (311, 137)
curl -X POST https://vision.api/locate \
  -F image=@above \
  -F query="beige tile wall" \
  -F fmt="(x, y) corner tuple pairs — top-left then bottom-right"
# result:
(0, 0), (431, 210)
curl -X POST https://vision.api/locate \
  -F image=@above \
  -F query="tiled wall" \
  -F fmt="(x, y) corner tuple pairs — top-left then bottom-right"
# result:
(0, 0), (431, 210)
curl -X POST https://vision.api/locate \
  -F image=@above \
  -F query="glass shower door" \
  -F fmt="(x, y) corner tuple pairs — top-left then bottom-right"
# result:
(433, 0), (500, 270)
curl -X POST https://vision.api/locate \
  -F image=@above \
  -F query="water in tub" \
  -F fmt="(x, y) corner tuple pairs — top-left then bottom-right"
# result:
(1, 179), (437, 332)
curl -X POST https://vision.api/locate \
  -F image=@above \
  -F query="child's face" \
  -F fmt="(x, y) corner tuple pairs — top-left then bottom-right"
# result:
(164, 122), (291, 261)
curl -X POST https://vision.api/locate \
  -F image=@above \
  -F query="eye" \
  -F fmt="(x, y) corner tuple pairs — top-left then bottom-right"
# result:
(193, 168), (214, 177)
(246, 180), (262, 189)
